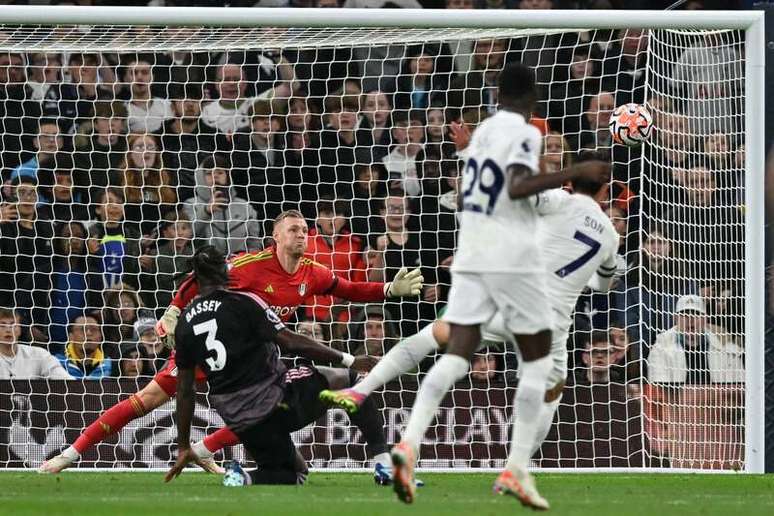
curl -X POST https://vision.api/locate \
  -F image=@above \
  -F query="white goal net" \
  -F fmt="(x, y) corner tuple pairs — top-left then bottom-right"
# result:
(0, 8), (763, 472)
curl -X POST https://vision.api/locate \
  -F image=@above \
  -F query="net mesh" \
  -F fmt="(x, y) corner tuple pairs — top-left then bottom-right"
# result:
(0, 23), (746, 471)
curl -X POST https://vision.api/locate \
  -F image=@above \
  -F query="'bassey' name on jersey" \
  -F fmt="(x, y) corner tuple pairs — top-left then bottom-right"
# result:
(185, 300), (223, 322)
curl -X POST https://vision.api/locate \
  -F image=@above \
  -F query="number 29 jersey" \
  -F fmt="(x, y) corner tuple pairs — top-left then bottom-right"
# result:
(452, 110), (544, 274)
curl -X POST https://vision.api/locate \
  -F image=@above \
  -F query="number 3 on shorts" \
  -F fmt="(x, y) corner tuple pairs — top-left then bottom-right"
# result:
(193, 319), (227, 371)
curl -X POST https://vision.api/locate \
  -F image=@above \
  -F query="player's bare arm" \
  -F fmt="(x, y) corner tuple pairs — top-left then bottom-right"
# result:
(165, 366), (197, 482)
(508, 160), (611, 199)
(275, 329), (378, 372)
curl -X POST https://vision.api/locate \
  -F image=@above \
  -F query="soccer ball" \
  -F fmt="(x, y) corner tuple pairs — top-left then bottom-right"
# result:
(608, 103), (653, 146)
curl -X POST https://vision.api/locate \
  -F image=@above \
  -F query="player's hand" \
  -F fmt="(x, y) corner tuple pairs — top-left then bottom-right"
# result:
(449, 120), (471, 152)
(386, 267), (424, 297)
(156, 305), (181, 350)
(351, 355), (379, 373)
(165, 446), (197, 482)
(572, 160), (611, 184)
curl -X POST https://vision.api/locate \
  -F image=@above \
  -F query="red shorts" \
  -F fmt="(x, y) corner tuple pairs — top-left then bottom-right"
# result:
(153, 352), (208, 397)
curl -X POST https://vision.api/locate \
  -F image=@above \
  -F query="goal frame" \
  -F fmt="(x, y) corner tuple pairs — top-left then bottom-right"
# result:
(0, 5), (764, 474)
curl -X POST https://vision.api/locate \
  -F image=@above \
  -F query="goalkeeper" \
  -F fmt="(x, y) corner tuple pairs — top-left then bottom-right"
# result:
(40, 210), (423, 482)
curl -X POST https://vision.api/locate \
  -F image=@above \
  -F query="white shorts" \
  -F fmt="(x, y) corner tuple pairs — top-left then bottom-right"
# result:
(443, 271), (552, 336)
(482, 311), (568, 388)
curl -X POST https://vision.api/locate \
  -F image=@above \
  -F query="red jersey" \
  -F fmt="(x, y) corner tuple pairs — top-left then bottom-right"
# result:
(171, 246), (386, 322)
(304, 228), (367, 322)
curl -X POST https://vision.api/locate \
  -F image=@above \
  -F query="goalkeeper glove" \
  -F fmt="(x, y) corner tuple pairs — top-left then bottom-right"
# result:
(385, 267), (424, 297)
(155, 306), (181, 350)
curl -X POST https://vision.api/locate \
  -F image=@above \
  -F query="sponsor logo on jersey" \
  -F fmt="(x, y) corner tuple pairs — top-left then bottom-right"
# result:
(265, 284), (274, 294)
(270, 305), (298, 319)
(298, 283), (307, 296)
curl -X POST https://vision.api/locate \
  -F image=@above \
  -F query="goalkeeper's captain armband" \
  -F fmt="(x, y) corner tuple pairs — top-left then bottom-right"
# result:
(156, 306), (181, 349)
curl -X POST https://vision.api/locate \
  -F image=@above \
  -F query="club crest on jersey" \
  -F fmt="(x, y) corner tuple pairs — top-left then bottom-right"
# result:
(298, 283), (307, 296)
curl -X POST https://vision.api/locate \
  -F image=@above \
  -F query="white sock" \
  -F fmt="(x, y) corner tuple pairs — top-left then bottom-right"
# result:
(530, 396), (562, 457)
(401, 354), (469, 451)
(373, 452), (391, 466)
(192, 440), (212, 459)
(353, 323), (440, 397)
(505, 355), (552, 472)
(62, 446), (80, 461)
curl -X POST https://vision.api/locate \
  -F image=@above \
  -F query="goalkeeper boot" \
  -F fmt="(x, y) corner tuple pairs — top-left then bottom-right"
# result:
(191, 440), (226, 474)
(37, 453), (75, 474)
(493, 468), (550, 511)
(374, 462), (425, 488)
(390, 442), (417, 504)
(318, 388), (366, 414)
(222, 461), (248, 487)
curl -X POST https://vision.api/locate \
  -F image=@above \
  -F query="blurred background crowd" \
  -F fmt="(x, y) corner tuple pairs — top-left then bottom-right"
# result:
(0, 0), (746, 414)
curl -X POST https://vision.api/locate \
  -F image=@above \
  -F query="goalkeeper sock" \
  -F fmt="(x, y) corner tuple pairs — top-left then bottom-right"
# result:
(530, 396), (562, 457)
(505, 355), (553, 472)
(72, 394), (146, 455)
(202, 426), (241, 453)
(349, 393), (389, 457)
(401, 354), (469, 451)
(352, 323), (440, 397)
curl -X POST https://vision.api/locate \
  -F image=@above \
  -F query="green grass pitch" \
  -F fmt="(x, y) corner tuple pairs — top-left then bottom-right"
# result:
(2, 472), (774, 516)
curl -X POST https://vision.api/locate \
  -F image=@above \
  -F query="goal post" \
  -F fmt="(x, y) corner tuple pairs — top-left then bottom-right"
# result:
(0, 6), (764, 474)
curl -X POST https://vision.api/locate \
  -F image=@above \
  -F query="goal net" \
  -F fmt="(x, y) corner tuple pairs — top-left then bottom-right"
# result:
(0, 8), (762, 472)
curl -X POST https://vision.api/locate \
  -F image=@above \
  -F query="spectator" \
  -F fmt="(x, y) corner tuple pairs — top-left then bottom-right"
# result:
(575, 331), (623, 385)
(547, 45), (601, 143)
(579, 91), (615, 149)
(648, 295), (744, 384)
(350, 162), (388, 242)
(305, 197), (367, 323)
(364, 244), (386, 284)
(295, 319), (329, 343)
(120, 132), (177, 234)
(542, 131), (574, 175)
(47, 221), (100, 349)
(123, 55), (174, 134)
(0, 52), (42, 172)
(0, 177), (55, 340)
(393, 46), (448, 111)
(161, 84), (219, 202)
(116, 341), (150, 378)
(444, 0), (477, 74)
(349, 304), (399, 357)
(319, 94), (364, 198)
(101, 285), (144, 355)
(282, 96), (322, 219)
(447, 38), (508, 116)
(55, 313), (113, 379)
(231, 98), (288, 222)
(424, 106), (449, 145)
(600, 28), (647, 104)
(0, 308), (71, 380)
(183, 153), (263, 256)
(27, 52), (62, 102)
(133, 316), (169, 374)
(8, 118), (64, 188)
(86, 187), (141, 291)
(139, 210), (195, 312)
(201, 62), (253, 135)
(382, 111), (425, 196)
(60, 53), (107, 132)
(357, 90), (393, 162)
(49, 158), (89, 222)
(73, 101), (128, 206)
(470, 351), (500, 384)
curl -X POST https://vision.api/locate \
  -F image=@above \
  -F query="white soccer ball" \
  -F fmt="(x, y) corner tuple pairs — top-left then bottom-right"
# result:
(608, 103), (653, 147)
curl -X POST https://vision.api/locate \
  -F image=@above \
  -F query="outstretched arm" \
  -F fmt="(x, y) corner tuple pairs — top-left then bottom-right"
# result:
(275, 329), (377, 373)
(509, 160), (611, 200)
(325, 268), (423, 301)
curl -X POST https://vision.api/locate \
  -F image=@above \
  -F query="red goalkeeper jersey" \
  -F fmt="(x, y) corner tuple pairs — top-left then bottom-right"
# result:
(170, 247), (386, 321)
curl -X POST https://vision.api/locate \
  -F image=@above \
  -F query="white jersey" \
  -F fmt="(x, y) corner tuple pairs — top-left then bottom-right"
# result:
(535, 188), (619, 330)
(452, 110), (543, 273)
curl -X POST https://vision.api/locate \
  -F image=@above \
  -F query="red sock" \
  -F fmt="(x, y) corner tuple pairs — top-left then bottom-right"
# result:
(73, 394), (146, 454)
(203, 427), (240, 453)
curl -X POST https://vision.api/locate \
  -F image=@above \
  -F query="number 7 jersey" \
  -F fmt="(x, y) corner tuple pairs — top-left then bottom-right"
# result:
(453, 110), (545, 274)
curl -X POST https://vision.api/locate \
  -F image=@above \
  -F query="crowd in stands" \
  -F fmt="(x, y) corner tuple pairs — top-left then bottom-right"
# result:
(0, 0), (745, 403)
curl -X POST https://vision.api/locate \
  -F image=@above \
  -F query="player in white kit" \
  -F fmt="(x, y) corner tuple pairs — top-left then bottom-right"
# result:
(320, 166), (617, 509)
(355, 63), (607, 508)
